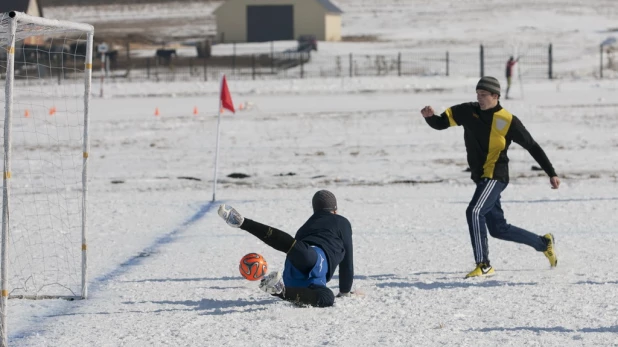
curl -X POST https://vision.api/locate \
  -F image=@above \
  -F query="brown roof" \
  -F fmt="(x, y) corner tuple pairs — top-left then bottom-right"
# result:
(315, 0), (343, 14)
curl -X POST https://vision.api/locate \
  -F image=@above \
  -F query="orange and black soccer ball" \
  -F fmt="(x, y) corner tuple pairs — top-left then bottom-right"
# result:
(239, 253), (268, 281)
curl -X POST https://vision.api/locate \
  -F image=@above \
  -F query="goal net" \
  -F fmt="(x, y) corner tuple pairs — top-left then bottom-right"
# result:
(0, 9), (92, 314)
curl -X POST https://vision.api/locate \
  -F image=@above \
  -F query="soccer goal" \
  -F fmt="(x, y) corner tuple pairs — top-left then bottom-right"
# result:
(0, 10), (93, 345)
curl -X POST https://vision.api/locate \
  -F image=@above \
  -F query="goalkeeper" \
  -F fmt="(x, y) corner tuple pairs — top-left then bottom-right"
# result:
(218, 190), (354, 307)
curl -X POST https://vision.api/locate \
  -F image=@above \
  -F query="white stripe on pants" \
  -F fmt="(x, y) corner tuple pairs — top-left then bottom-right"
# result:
(472, 180), (497, 263)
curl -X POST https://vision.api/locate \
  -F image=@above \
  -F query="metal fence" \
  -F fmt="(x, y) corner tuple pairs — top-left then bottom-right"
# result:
(2, 42), (617, 83)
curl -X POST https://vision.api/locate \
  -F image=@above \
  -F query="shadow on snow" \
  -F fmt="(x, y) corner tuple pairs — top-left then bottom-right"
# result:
(376, 280), (537, 290)
(574, 280), (618, 285)
(120, 276), (246, 283)
(452, 197), (618, 205)
(472, 326), (618, 333)
(46, 298), (274, 318)
(90, 202), (216, 290)
(124, 298), (275, 315)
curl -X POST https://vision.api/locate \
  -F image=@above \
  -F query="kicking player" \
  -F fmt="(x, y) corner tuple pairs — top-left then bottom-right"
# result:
(420, 76), (559, 278)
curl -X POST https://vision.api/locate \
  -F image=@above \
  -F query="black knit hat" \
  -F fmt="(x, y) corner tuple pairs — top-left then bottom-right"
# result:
(476, 76), (501, 95)
(312, 190), (337, 212)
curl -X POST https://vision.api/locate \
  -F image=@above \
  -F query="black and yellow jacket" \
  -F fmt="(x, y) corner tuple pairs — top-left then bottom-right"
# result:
(425, 102), (557, 183)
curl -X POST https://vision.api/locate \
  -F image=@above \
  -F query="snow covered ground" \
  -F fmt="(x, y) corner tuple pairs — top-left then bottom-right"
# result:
(4, 1), (618, 346)
(5, 75), (618, 346)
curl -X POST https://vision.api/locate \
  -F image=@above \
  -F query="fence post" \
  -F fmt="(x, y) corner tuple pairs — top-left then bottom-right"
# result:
(57, 61), (62, 85)
(232, 42), (236, 75)
(599, 45), (603, 78)
(126, 41), (131, 67)
(189, 58), (193, 76)
(548, 44), (553, 80)
(480, 44), (485, 77)
(147, 58), (150, 79)
(250, 54), (254, 80)
(270, 41), (274, 74)
(349, 53), (353, 78)
(397, 53), (401, 77)
(203, 58), (208, 81)
(446, 51), (450, 77)
(300, 53), (305, 79)
(336, 55), (341, 77)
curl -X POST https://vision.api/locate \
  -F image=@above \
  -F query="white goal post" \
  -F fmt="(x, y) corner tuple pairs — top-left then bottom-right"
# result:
(0, 11), (93, 346)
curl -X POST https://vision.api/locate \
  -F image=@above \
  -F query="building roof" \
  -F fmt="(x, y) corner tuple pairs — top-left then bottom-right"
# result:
(0, 0), (43, 17)
(315, 0), (343, 14)
(214, 0), (343, 15)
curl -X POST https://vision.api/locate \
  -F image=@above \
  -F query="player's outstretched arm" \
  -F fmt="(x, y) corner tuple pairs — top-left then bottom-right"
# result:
(524, 146), (559, 189)
(338, 220), (354, 294)
(508, 117), (559, 190)
(421, 105), (452, 130)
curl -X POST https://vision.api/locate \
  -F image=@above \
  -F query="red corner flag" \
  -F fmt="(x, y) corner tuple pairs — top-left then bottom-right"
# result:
(220, 75), (235, 114)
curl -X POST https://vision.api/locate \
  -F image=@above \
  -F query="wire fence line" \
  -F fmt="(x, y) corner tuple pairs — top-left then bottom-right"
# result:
(2, 42), (617, 83)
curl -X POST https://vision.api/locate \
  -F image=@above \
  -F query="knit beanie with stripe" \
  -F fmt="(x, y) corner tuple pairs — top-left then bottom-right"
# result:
(476, 76), (501, 95)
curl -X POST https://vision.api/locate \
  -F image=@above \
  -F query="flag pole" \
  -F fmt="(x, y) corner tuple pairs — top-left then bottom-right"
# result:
(212, 74), (224, 202)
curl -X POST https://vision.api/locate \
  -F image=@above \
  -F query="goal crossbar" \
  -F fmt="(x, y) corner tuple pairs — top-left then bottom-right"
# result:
(0, 11), (94, 46)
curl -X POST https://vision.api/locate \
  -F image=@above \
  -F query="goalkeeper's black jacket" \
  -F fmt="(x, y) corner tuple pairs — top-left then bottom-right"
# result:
(295, 211), (354, 293)
(424, 102), (557, 183)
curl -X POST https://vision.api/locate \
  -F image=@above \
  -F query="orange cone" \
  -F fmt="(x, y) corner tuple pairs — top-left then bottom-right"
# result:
(220, 107), (224, 114)
(238, 103), (244, 111)
(193, 106), (198, 115)
(154, 107), (160, 116)
(49, 106), (56, 115)
(24, 109), (30, 117)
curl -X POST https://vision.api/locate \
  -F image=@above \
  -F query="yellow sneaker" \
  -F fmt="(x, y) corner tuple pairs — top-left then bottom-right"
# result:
(465, 263), (495, 279)
(543, 233), (557, 267)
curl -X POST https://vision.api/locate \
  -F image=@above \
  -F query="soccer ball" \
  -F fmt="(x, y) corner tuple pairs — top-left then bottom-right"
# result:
(239, 253), (268, 281)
